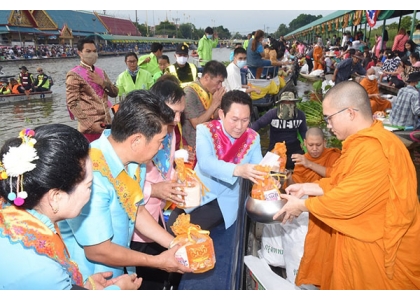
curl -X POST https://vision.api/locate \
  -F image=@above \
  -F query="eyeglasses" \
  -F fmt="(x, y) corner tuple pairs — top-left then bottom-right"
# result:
(323, 107), (358, 124)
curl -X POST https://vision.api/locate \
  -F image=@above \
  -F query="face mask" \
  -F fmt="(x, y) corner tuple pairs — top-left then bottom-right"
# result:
(277, 103), (297, 120)
(176, 56), (188, 65)
(236, 60), (247, 69)
(207, 34), (213, 39)
(82, 52), (98, 66)
(368, 75), (377, 80)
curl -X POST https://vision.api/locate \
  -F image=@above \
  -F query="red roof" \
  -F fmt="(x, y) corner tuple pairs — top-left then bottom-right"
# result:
(99, 15), (141, 36)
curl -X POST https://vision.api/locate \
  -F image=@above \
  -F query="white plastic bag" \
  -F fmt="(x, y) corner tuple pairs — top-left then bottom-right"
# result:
(259, 223), (285, 267)
(280, 211), (309, 285)
(300, 64), (309, 74)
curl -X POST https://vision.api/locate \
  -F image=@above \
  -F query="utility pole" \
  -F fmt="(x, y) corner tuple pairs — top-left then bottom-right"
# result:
(172, 17), (180, 38)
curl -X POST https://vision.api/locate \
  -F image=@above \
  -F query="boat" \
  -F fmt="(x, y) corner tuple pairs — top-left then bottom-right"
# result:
(0, 90), (53, 105)
(378, 81), (400, 96)
(299, 72), (325, 82)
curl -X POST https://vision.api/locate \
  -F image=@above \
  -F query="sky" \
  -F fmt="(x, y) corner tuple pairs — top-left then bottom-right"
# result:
(103, 10), (337, 35)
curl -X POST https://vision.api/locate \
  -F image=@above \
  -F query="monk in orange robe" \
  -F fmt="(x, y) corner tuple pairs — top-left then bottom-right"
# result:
(274, 81), (420, 289)
(312, 43), (324, 71)
(360, 67), (392, 113)
(287, 127), (341, 186)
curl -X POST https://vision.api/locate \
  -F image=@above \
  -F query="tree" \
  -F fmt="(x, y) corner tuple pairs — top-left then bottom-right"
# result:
(155, 21), (176, 37)
(135, 23), (148, 36)
(275, 24), (290, 38)
(179, 23), (193, 39)
(401, 16), (412, 31)
(231, 32), (243, 40)
(289, 14), (322, 32)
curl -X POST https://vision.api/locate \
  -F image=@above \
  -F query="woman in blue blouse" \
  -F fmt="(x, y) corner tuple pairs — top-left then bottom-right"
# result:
(0, 124), (142, 290)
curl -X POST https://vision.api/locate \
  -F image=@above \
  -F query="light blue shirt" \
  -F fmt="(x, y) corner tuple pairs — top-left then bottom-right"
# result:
(186, 121), (262, 228)
(0, 209), (74, 290)
(58, 130), (146, 279)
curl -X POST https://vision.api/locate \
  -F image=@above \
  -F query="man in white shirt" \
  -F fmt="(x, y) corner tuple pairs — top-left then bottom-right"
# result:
(224, 47), (260, 94)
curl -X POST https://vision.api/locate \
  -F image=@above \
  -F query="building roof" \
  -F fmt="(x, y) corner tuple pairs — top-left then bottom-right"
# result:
(98, 14), (140, 36)
(45, 10), (107, 35)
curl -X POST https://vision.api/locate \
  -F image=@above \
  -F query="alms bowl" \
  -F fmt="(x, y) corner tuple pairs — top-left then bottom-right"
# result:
(245, 196), (286, 224)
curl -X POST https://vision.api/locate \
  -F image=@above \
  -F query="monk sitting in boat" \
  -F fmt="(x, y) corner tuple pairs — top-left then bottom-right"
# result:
(359, 67), (392, 113)
(286, 127), (341, 187)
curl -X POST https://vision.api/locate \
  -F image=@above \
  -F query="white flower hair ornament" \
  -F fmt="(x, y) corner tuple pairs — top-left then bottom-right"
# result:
(1, 129), (38, 206)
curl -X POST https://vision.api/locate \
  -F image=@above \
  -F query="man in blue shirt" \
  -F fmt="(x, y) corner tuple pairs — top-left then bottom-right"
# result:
(332, 51), (366, 84)
(59, 90), (191, 281)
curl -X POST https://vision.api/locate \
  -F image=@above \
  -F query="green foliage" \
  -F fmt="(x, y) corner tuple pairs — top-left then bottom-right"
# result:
(313, 80), (322, 93)
(289, 14), (323, 32)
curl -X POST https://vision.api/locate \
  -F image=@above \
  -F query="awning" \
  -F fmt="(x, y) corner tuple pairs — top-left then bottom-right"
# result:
(95, 34), (195, 44)
(7, 26), (43, 34)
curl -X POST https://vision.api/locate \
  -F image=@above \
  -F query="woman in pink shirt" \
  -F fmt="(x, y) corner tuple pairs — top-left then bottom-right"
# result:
(392, 28), (409, 58)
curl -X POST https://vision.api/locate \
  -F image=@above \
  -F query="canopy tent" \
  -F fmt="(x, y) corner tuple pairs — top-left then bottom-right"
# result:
(285, 10), (418, 40)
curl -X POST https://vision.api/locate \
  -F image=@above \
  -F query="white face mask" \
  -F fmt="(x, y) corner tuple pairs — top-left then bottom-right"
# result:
(368, 75), (377, 80)
(176, 56), (188, 65)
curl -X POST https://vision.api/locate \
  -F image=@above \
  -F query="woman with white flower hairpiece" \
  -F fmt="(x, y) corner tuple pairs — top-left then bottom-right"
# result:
(0, 124), (142, 290)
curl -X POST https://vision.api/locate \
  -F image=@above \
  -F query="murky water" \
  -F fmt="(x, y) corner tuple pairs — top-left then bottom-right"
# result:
(0, 48), (312, 145)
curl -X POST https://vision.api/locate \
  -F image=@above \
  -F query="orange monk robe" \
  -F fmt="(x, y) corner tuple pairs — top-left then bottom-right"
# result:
(313, 46), (324, 71)
(296, 120), (420, 290)
(360, 77), (392, 113)
(291, 148), (341, 184)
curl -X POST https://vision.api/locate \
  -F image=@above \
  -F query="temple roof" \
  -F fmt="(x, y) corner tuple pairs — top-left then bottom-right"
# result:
(97, 14), (140, 36)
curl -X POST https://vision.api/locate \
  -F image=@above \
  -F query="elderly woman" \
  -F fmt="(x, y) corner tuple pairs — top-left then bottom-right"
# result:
(0, 124), (142, 290)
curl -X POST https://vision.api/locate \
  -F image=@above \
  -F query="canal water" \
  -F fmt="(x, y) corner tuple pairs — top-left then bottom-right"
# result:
(0, 47), (313, 145)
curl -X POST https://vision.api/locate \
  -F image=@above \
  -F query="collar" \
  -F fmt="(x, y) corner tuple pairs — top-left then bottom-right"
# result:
(80, 61), (94, 72)
(27, 209), (56, 233)
(91, 129), (140, 179)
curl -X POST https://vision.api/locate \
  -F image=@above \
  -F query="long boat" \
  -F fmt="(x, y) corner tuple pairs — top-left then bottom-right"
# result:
(0, 90), (53, 105)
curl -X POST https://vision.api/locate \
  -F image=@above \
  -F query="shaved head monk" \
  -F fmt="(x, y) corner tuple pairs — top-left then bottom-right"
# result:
(287, 127), (341, 186)
(274, 81), (420, 289)
(359, 67), (392, 113)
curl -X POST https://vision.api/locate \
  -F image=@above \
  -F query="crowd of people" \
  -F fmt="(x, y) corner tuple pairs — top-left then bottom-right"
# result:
(1, 28), (420, 291)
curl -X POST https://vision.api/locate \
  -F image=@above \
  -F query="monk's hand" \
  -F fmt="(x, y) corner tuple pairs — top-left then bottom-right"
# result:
(151, 181), (187, 205)
(291, 154), (310, 168)
(233, 164), (265, 184)
(286, 183), (323, 198)
(274, 193), (304, 223)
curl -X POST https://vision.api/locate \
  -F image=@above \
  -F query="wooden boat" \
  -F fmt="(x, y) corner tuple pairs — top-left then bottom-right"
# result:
(299, 72), (325, 82)
(378, 81), (400, 96)
(0, 90), (53, 105)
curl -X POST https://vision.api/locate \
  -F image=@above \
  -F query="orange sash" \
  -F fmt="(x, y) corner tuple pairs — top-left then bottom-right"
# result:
(90, 148), (143, 222)
(0, 206), (83, 285)
(188, 82), (212, 109)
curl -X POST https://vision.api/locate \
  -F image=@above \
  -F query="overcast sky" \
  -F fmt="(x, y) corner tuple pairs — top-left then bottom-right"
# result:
(104, 10), (336, 35)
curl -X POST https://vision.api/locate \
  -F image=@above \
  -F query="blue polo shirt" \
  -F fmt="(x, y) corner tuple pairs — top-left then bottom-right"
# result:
(58, 130), (146, 279)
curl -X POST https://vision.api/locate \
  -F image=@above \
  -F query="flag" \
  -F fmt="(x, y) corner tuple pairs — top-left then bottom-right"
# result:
(366, 10), (380, 28)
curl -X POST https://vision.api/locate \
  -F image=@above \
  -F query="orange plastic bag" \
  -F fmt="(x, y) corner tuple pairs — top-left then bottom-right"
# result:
(271, 142), (287, 173)
(250, 165), (284, 201)
(170, 213), (216, 273)
(173, 158), (209, 209)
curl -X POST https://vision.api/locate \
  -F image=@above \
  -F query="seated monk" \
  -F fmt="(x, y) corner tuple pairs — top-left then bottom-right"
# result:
(286, 127), (341, 186)
(360, 67), (392, 112)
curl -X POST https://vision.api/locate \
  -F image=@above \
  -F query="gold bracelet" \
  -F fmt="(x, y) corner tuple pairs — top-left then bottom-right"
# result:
(88, 276), (96, 290)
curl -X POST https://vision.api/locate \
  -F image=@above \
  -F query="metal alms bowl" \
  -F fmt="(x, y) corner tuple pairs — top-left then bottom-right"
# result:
(245, 196), (286, 224)
(246, 169), (290, 224)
